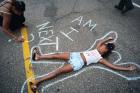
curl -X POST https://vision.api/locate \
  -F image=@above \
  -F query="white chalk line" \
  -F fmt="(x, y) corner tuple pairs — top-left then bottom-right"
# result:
(60, 27), (80, 42)
(71, 16), (98, 32)
(39, 35), (55, 42)
(36, 21), (53, 31)
(38, 36), (59, 51)
(112, 51), (122, 64)
(25, 33), (34, 42)
(90, 24), (97, 31)
(60, 31), (74, 41)
(71, 16), (83, 25)
(133, 2), (140, 8)
(86, 31), (118, 51)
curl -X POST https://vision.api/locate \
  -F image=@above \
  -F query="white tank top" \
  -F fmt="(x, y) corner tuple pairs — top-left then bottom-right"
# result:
(83, 49), (102, 65)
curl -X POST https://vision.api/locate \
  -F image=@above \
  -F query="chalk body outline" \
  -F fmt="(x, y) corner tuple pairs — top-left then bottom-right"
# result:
(20, 31), (140, 93)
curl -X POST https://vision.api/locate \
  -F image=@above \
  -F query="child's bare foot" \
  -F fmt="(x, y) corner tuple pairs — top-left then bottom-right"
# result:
(29, 82), (37, 93)
(32, 47), (41, 61)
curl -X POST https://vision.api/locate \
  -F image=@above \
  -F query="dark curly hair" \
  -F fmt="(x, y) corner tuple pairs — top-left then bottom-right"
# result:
(14, 1), (25, 12)
(102, 43), (115, 58)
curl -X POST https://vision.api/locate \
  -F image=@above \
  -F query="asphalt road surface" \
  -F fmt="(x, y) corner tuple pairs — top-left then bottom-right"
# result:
(0, 0), (140, 93)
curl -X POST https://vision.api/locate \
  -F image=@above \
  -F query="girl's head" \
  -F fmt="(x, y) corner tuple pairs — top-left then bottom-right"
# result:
(12, 1), (25, 15)
(99, 43), (115, 57)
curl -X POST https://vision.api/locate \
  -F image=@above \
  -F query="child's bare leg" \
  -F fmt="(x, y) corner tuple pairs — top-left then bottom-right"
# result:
(32, 47), (70, 61)
(36, 52), (70, 61)
(30, 64), (73, 91)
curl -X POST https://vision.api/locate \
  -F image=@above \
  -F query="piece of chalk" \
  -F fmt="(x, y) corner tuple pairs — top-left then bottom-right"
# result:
(8, 39), (12, 42)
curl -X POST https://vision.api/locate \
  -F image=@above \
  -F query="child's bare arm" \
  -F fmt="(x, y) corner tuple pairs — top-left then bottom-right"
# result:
(99, 59), (136, 71)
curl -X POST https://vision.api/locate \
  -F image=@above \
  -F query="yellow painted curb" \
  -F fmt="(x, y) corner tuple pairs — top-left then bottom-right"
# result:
(21, 27), (38, 93)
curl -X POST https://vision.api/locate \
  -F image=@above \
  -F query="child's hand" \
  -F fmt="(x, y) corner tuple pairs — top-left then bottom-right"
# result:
(128, 65), (137, 71)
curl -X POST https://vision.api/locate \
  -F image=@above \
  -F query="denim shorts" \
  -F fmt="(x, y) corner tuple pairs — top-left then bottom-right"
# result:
(68, 52), (84, 71)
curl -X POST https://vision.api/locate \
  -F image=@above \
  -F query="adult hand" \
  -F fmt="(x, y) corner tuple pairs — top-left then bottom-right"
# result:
(15, 36), (24, 42)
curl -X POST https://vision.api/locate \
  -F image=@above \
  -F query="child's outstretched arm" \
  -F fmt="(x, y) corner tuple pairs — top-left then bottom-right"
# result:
(99, 58), (136, 71)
